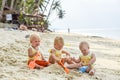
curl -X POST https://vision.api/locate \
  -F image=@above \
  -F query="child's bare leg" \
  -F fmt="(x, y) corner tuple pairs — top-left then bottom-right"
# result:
(67, 63), (81, 69)
(66, 58), (74, 64)
(35, 64), (44, 69)
(86, 66), (91, 73)
(66, 63), (76, 69)
(86, 65), (95, 76)
(49, 55), (55, 64)
(64, 58), (80, 69)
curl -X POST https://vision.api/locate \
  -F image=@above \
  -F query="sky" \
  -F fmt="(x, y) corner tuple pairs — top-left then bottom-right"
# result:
(49, 0), (120, 30)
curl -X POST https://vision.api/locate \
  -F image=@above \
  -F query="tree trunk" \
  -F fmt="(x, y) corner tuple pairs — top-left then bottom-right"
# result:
(10, 0), (15, 10)
(23, 0), (26, 14)
(37, 0), (40, 14)
(46, 0), (55, 21)
(0, 0), (6, 21)
(42, 0), (51, 14)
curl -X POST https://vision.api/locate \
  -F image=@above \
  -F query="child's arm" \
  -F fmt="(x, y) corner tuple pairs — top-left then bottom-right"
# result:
(39, 48), (45, 60)
(28, 48), (37, 58)
(62, 50), (70, 58)
(62, 50), (81, 63)
(88, 53), (96, 66)
(71, 57), (81, 63)
(40, 53), (45, 60)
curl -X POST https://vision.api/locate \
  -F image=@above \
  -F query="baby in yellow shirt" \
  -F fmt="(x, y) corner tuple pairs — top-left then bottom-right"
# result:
(68, 41), (96, 75)
(49, 36), (72, 74)
(28, 34), (49, 69)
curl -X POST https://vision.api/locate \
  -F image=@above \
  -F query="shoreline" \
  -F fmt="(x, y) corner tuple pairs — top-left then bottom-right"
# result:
(52, 31), (120, 41)
(51, 28), (120, 40)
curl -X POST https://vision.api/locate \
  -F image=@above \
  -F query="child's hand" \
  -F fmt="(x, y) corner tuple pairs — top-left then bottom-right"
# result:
(51, 49), (56, 54)
(80, 62), (84, 66)
(66, 55), (70, 59)
(77, 63), (82, 67)
(61, 54), (66, 58)
(71, 57), (76, 61)
(34, 51), (39, 56)
(87, 63), (92, 67)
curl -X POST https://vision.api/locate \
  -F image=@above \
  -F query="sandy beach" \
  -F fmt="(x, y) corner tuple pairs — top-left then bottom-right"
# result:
(0, 28), (120, 80)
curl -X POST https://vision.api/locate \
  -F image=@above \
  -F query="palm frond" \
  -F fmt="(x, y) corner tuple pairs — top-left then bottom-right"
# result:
(57, 9), (65, 19)
(52, 1), (61, 11)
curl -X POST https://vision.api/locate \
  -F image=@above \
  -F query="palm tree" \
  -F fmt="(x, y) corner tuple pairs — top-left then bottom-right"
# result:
(46, 0), (55, 21)
(52, 1), (65, 19)
(46, 0), (65, 21)
(32, 0), (65, 29)
(42, 0), (50, 14)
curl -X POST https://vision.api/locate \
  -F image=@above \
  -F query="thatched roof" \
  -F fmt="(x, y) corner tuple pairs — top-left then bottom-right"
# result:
(4, 6), (19, 14)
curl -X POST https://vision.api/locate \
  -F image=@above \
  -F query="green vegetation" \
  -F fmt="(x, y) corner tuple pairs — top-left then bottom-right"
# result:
(0, 0), (2, 9)
(0, 0), (65, 29)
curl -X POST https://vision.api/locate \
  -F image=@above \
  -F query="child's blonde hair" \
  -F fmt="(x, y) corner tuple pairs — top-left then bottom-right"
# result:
(30, 34), (40, 43)
(79, 41), (89, 49)
(54, 37), (64, 45)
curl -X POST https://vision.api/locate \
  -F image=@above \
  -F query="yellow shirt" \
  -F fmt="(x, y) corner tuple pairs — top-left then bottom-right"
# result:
(28, 46), (42, 61)
(80, 52), (92, 66)
(50, 49), (62, 59)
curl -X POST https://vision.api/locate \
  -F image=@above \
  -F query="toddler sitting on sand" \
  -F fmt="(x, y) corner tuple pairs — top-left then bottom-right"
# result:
(28, 34), (49, 69)
(49, 36), (73, 74)
(67, 41), (96, 75)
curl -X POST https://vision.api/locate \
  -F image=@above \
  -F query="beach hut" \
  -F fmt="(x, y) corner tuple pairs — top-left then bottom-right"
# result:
(0, 0), (20, 23)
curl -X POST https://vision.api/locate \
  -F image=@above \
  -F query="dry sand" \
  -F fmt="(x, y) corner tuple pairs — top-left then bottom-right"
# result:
(0, 28), (120, 80)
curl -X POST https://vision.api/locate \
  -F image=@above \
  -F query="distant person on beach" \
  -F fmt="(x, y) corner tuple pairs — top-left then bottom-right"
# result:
(49, 36), (72, 74)
(19, 24), (27, 30)
(28, 34), (49, 69)
(68, 28), (70, 33)
(67, 41), (96, 75)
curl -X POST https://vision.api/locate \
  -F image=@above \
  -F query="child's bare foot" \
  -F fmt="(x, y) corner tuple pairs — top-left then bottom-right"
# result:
(36, 64), (44, 69)
(89, 69), (95, 76)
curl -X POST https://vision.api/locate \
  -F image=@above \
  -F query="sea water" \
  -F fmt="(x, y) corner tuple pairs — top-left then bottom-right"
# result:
(50, 27), (120, 40)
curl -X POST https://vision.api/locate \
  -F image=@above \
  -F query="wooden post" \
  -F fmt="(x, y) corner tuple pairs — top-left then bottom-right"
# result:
(10, 0), (15, 10)
(0, 0), (6, 20)
(1, 0), (6, 11)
